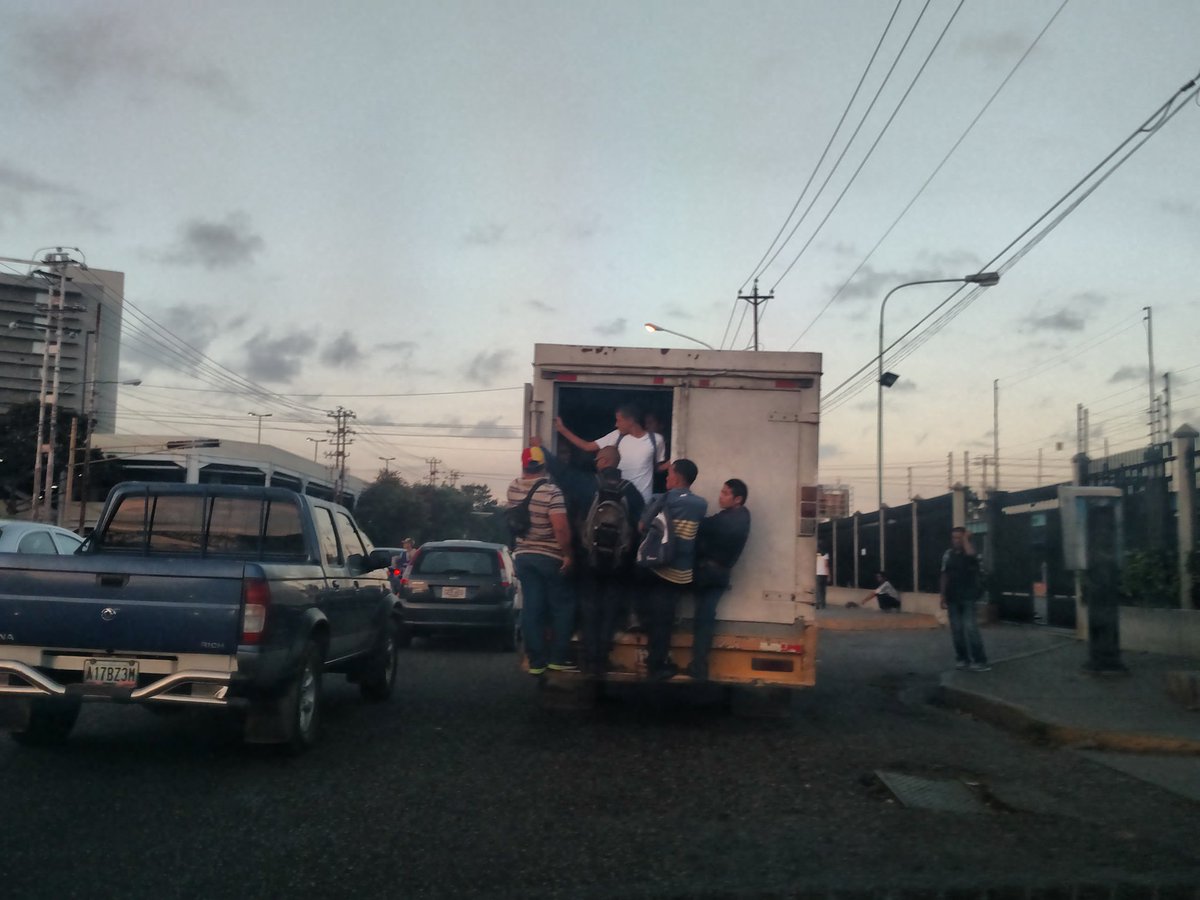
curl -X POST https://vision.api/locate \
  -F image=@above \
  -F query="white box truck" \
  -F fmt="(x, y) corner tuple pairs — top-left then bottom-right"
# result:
(524, 343), (822, 690)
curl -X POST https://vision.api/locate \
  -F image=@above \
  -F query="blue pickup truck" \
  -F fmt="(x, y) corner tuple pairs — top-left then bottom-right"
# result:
(0, 483), (401, 752)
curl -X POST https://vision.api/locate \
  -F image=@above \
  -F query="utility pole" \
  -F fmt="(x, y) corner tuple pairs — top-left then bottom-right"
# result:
(993, 379), (1000, 491)
(425, 457), (442, 485)
(947, 452), (953, 490)
(1144, 306), (1156, 446)
(737, 278), (774, 351)
(1037, 448), (1043, 486)
(32, 250), (74, 522)
(326, 407), (356, 504)
(963, 451), (970, 492)
(447, 469), (461, 488)
(378, 456), (395, 474)
(906, 466), (913, 499)
(1163, 373), (1172, 438)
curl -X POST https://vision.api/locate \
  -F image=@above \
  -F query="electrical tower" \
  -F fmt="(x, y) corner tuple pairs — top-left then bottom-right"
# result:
(425, 457), (442, 485)
(326, 406), (356, 504)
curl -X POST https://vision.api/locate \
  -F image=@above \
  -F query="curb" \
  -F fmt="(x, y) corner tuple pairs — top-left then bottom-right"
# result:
(937, 679), (1200, 757)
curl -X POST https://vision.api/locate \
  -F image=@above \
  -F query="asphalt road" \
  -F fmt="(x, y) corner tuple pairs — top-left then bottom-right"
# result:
(2, 627), (1198, 898)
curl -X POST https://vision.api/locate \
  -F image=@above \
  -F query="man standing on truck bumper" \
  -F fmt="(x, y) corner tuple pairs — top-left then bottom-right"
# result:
(640, 459), (706, 680)
(508, 446), (576, 674)
(690, 479), (751, 680)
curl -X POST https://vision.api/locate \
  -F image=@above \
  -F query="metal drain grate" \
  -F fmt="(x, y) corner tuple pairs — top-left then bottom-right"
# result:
(875, 770), (991, 814)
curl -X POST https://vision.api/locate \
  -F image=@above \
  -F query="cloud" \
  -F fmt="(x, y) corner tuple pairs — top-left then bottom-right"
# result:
(957, 29), (1038, 64)
(1109, 365), (1148, 384)
(1021, 308), (1085, 333)
(1160, 199), (1198, 218)
(563, 217), (601, 241)
(320, 331), (361, 368)
(121, 304), (246, 374)
(888, 379), (917, 393)
(525, 299), (555, 313)
(239, 329), (317, 382)
(664, 304), (695, 320)
(462, 223), (506, 246)
(0, 161), (108, 231)
(158, 213), (265, 269)
(9, 12), (248, 111)
(0, 162), (74, 196)
(820, 443), (844, 459)
(465, 349), (512, 385)
(594, 318), (627, 337)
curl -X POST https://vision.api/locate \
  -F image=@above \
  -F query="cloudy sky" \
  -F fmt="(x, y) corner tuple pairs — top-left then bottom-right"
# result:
(1, 0), (1197, 507)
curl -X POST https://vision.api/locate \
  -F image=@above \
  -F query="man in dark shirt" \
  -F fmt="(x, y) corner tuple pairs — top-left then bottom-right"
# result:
(687, 478), (751, 681)
(544, 444), (644, 674)
(940, 526), (989, 671)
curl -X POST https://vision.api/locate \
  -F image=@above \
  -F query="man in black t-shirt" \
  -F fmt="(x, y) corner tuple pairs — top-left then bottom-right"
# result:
(687, 478), (751, 681)
(940, 527), (989, 671)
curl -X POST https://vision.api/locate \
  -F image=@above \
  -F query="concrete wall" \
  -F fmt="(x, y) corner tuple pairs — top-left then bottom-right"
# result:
(1118, 608), (1200, 659)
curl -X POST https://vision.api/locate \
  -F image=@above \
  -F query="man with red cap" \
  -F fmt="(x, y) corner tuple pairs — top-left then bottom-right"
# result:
(507, 445), (576, 674)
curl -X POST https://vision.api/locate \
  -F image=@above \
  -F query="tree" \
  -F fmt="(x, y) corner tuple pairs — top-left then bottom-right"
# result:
(354, 472), (508, 546)
(0, 401), (81, 516)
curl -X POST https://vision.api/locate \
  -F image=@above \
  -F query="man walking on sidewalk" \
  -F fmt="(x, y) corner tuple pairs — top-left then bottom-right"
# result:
(940, 527), (990, 672)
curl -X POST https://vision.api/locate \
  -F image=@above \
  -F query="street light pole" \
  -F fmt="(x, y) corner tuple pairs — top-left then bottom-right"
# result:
(378, 456), (395, 473)
(877, 272), (1000, 570)
(307, 437), (327, 463)
(643, 322), (714, 350)
(248, 411), (272, 444)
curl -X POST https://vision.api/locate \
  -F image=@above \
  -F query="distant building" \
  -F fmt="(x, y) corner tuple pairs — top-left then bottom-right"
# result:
(69, 434), (366, 530)
(0, 267), (125, 432)
(818, 484), (851, 520)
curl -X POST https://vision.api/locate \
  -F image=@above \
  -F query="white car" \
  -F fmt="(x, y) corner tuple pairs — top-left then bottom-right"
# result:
(0, 520), (84, 555)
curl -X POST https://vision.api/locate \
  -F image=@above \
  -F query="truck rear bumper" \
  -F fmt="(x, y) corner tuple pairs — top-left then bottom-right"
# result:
(0, 652), (239, 709)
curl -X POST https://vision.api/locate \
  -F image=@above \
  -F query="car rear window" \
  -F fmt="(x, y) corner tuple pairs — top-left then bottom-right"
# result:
(413, 549), (498, 577)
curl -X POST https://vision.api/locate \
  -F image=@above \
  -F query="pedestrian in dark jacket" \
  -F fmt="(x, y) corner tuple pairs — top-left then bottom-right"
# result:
(941, 527), (989, 671)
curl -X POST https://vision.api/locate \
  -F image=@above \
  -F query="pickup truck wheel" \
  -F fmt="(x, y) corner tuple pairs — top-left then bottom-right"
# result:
(360, 618), (400, 701)
(284, 642), (323, 754)
(11, 698), (82, 747)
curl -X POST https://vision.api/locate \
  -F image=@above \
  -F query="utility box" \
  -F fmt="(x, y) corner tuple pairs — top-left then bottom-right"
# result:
(1058, 486), (1123, 571)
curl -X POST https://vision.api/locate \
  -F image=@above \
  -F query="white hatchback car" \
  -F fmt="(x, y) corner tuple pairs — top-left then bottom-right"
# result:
(0, 520), (84, 555)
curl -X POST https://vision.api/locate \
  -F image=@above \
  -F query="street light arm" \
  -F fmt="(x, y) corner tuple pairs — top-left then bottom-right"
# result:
(643, 322), (714, 350)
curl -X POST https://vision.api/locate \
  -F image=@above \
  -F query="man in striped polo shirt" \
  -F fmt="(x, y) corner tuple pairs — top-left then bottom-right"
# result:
(508, 446), (576, 675)
(638, 458), (707, 681)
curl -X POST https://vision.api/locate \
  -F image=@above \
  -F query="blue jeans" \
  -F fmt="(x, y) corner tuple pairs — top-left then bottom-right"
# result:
(946, 597), (987, 665)
(516, 553), (575, 668)
(689, 584), (725, 678)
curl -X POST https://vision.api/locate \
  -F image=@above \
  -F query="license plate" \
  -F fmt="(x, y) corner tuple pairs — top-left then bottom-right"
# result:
(83, 658), (139, 687)
(441, 586), (467, 599)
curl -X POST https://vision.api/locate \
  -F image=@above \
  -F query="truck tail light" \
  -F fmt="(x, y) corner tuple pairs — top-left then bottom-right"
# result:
(241, 576), (271, 644)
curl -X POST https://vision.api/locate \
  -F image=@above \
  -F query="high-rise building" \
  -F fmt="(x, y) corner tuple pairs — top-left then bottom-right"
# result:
(817, 484), (852, 520)
(0, 266), (125, 432)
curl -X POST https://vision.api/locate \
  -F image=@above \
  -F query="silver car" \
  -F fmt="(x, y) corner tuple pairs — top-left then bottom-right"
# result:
(0, 520), (84, 555)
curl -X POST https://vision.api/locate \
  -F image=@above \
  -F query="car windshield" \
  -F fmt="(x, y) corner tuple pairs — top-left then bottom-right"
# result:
(413, 549), (497, 577)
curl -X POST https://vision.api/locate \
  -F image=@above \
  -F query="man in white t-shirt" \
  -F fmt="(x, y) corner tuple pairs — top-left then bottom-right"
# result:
(555, 403), (666, 502)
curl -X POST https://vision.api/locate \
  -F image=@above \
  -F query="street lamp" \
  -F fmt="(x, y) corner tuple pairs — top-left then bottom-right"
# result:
(644, 322), (714, 350)
(876, 272), (1000, 568)
(306, 437), (327, 463)
(378, 456), (396, 473)
(248, 411), (273, 444)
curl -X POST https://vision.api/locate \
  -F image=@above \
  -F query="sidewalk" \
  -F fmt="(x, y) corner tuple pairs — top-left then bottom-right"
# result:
(938, 639), (1200, 756)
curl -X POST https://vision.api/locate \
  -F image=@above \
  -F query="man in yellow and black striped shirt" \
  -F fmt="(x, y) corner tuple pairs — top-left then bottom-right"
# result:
(639, 458), (707, 680)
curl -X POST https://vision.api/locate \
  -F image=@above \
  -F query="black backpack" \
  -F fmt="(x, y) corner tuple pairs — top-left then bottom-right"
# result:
(506, 479), (548, 538)
(583, 476), (633, 571)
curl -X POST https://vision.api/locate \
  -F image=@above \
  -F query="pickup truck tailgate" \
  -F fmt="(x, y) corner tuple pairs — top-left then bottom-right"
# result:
(0, 555), (246, 655)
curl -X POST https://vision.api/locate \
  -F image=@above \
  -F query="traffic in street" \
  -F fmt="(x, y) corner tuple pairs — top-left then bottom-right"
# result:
(2, 626), (1197, 898)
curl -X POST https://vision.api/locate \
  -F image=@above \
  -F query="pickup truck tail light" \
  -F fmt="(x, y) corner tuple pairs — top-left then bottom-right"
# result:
(241, 576), (271, 644)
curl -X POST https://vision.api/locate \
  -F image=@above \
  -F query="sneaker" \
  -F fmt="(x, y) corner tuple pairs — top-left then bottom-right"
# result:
(547, 662), (580, 673)
(968, 663), (991, 672)
(528, 665), (547, 676)
(954, 661), (968, 670)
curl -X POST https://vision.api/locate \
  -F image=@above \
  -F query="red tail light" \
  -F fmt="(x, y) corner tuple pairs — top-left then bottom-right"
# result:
(498, 551), (510, 588)
(241, 576), (271, 644)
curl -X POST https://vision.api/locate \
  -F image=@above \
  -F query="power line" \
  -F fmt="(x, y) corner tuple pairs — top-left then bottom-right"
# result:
(787, 0), (1070, 350)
